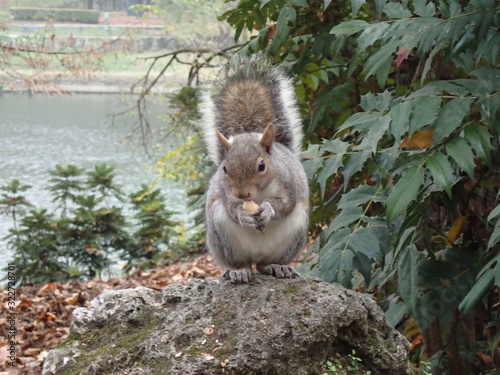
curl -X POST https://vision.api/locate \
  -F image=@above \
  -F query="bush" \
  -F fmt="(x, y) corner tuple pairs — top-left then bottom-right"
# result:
(10, 7), (100, 24)
(0, 164), (182, 285)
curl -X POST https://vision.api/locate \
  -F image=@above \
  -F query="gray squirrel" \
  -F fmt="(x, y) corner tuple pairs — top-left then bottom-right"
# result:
(200, 56), (309, 284)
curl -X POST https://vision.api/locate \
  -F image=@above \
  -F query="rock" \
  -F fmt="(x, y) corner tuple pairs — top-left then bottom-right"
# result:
(43, 276), (411, 375)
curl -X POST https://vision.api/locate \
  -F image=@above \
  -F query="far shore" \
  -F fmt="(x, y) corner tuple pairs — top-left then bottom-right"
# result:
(0, 71), (182, 94)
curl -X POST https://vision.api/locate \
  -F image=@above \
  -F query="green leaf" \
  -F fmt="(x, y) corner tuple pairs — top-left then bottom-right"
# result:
(459, 268), (495, 315)
(488, 220), (500, 249)
(464, 122), (494, 167)
(409, 95), (442, 136)
(398, 244), (423, 311)
(337, 112), (383, 132)
(325, 206), (363, 237)
(353, 115), (392, 154)
(433, 97), (473, 144)
(445, 137), (476, 180)
(324, 0), (333, 9)
(358, 22), (390, 50)
(385, 301), (408, 327)
(349, 227), (384, 260)
(386, 166), (424, 222)
(353, 250), (373, 286)
(341, 151), (371, 187)
(414, 0), (436, 16)
(426, 152), (455, 198)
(317, 154), (344, 198)
(487, 203), (500, 222)
(383, 2), (412, 18)
(338, 184), (376, 210)
(390, 101), (412, 141)
(318, 228), (354, 284)
(321, 139), (350, 154)
(364, 38), (399, 83)
(351, 0), (366, 16)
(330, 20), (368, 37)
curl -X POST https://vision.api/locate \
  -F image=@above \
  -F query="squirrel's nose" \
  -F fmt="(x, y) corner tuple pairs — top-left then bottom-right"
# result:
(233, 189), (252, 200)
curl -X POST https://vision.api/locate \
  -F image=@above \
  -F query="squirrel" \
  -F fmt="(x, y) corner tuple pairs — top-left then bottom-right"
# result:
(200, 56), (309, 284)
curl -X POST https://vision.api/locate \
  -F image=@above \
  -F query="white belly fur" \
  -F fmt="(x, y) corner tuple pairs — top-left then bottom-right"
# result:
(218, 201), (308, 265)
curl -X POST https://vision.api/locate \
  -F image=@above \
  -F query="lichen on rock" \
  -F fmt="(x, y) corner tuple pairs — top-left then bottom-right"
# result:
(43, 276), (411, 375)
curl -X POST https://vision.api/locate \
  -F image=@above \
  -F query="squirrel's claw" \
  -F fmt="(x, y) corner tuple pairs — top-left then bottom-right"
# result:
(257, 264), (300, 279)
(255, 201), (275, 231)
(223, 268), (252, 284)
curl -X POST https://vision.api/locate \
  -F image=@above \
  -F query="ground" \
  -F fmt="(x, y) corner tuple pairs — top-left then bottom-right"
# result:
(0, 254), (223, 375)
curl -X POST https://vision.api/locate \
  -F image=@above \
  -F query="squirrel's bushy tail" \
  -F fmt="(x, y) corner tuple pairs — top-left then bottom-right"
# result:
(200, 55), (303, 165)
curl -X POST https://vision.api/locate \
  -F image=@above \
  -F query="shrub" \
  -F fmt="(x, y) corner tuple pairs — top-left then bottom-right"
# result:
(10, 7), (100, 24)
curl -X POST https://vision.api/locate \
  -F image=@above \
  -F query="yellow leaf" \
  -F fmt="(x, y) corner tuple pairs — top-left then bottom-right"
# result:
(447, 216), (468, 244)
(400, 129), (434, 149)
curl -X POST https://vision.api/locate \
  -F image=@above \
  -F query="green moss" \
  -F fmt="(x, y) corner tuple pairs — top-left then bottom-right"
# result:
(58, 307), (165, 375)
(285, 285), (300, 294)
(57, 332), (81, 349)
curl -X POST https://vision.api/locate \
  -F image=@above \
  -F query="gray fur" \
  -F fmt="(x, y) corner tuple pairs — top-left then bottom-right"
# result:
(201, 56), (309, 284)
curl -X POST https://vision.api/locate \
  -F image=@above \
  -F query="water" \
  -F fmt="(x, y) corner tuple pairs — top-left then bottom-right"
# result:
(0, 92), (191, 272)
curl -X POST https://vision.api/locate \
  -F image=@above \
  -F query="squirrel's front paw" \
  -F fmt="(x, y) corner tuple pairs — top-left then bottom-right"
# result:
(256, 201), (275, 231)
(237, 209), (260, 229)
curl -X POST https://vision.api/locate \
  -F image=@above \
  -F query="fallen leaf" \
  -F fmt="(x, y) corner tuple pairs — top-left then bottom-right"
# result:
(400, 130), (434, 149)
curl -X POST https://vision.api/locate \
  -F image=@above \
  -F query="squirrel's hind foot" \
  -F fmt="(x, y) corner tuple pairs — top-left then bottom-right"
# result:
(223, 268), (252, 284)
(257, 264), (300, 279)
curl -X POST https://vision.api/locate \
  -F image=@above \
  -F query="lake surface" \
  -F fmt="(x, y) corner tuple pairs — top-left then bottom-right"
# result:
(0, 92), (191, 272)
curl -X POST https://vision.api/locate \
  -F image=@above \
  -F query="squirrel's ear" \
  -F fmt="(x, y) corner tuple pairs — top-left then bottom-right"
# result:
(216, 130), (231, 151)
(260, 123), (275, 153)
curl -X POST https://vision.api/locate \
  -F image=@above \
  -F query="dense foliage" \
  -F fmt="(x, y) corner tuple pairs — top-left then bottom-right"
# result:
(148, 0), (499, 373)
(0, 164), (180, 284)
(213, 0), (499, 373)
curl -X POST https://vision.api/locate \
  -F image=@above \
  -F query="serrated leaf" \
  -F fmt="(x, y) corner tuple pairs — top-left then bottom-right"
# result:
(319, 228), (354, 284)
(445, 137), (476, 180)
(330, 20), (368, 37)
(321, 138), (350, 154)
(427, 152), (455, 198)
(341, 151), (371, 187)
(317, 154), (344, 198)
(303, 157), (324, 180)
(364, 38), (399, 82)
(383, 2), (412, 18)
(338, 184), (376, 209)
(433, 97), (473, 144)
(354, 115), (392, 154)
(386, 166), (424, 222)
(351, 0), (366, 16)
(390, 101), (412, 141)
(358, 22), (390, 50)
(337, 112), (383, 132)
(464, 122), (494, 167)
(459, 268), (495, 315)
(414, 0), (436, 16)
(353, 251), (373, 286)
(409, 95), (442, 135)
(325, 206), (363, 238)
(349, 227), (383, 260)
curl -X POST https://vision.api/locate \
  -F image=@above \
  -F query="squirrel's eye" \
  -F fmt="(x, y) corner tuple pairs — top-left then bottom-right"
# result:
(223, 166), (227, 173)
(258, 160), (266, 172)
